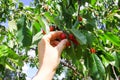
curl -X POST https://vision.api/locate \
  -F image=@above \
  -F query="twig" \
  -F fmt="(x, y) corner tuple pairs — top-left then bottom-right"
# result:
(77, 0), (81, 18)
(60, 59), (80, 75)
(30, 48), (36, 51)
(112, 65), (118, 80)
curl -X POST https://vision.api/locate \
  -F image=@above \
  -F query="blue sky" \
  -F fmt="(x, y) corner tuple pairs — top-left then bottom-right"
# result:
(20, 0), (33, 5)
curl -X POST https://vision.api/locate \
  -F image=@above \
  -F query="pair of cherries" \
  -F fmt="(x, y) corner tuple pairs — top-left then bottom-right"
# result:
(60, 33), (79, 47)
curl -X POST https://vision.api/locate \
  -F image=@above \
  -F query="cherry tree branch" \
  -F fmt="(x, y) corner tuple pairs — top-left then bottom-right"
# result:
(112, 65), (118, 80)
(60, 59), (81, 76)
(77, 0), (81, 18)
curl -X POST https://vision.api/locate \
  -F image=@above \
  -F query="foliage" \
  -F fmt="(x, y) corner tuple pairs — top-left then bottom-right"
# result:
(0, 0), (120, 79)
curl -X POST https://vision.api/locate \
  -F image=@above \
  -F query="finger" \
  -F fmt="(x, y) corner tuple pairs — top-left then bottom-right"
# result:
(43, 31), (63, 42)
(56, 39), (68, 55)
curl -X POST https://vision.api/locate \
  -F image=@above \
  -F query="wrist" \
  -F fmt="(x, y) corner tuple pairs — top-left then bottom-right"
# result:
(32, 67), (56, 80)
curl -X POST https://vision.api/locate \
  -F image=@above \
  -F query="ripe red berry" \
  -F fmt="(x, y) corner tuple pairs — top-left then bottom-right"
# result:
(72, 39), (79, 45)
(60, 33), (66, 40)
(66, 41), (71, 47)
(78, 16), (82, 21)
(90, 48), (96, 53)
(49, 26), (55, 31)
(69, 34), (74, 40)
(42, 30), (46, 35)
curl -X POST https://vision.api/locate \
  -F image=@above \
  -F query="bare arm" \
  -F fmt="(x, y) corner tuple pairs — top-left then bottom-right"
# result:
(32, 31), (67, 80)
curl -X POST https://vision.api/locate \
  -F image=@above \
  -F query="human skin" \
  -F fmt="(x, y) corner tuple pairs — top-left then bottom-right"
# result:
(32, 31), (68, 80)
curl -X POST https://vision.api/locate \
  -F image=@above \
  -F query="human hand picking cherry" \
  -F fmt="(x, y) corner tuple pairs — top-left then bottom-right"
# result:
(42, 25), (79, 48)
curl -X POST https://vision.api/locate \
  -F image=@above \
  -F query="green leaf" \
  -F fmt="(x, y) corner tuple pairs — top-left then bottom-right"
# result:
(16, 28), (24, 42)
(89, 54), (106, 79)
(0, 56), (6, 66)
(70, 29), (87, 45)
(32, 20), (41, 33)
(104, 32), (120, 46)
(72, 21), (79, 29)
(103, 52), (115, 61)
(0, 45), (23, 67)
(5, 62), (16, 71)
(84, 31), (95, 47)
(113, 52), (120, 69)
(35, 15), (45, 29)
(17, 22), (33, 47)
(114, 13), (120, 20)
(22, 26), (33, 47)
(32, 31), (43, 44)
(44, 12), (55, 23)
(0, 45), (9, 58)
(17, 15), (26, 30)
(9, 58), (23, 67)
(101, 55), (110, 67)
(91, 0), (97, 5)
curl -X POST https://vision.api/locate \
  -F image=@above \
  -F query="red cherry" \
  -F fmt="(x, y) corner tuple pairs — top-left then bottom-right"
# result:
(49, 26), (55, 31)
(60, 33), (66, 40)
(66, 41), (71, 47)
(78, 16), (82, 21)
(69, 34), (75, 40)
(42, 30), (46, 35)
(90, 48), (96, 53)
(72, 39), (79, 45)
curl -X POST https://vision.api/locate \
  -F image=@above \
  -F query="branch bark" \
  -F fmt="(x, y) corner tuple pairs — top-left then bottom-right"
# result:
(77, 0), (81, 18)
(112, 65), (118, 80)
(60, 59), (81, 76)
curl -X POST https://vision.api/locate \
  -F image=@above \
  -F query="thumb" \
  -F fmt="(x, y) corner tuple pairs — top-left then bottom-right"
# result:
(56, 39), (68, 55)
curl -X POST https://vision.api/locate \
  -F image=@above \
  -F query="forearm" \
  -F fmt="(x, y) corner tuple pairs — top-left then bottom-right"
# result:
(32, 68), (56, 80)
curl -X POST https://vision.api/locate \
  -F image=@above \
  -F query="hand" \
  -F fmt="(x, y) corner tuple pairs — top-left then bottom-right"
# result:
(32, 31), (67, 80)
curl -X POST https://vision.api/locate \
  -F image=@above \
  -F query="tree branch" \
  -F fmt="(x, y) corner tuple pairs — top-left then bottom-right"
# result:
(60, 59), (81, 76)
(77, 0), (81, 18)
(112, 65), (118, 80)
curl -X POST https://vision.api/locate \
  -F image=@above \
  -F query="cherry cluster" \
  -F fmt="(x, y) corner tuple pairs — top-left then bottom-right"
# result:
(41, 16), (96, 53)
(60, 33), (79, 47)
(42, 25), (79, 47)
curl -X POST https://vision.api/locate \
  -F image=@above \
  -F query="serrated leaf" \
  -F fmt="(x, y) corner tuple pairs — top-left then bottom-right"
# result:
(91, 0), (97, 5)
(35, 16), (45, 29)
(32, 20), (41, 32)
(101, 55), (110, 67)
(0, 45), (23, 67)
(103, 52), (115, 61)
(85, 31), (95, 47)
(22, 26), (32, 47)
(17, 15), (26, 30)
(70, 29), (87, 45)
(9, 58), (23, 67)
(72, 21), (79, 29)
(32, 31), (43, 44)
(5, 62), (16, 71)
(0, 45), (9, 58)
(16, 28), (24, 42)
(90, 54), (105, 79)
(44, 12), (55, 23)
(113, 52), (120, 69)
(104, 32), (120, 46)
